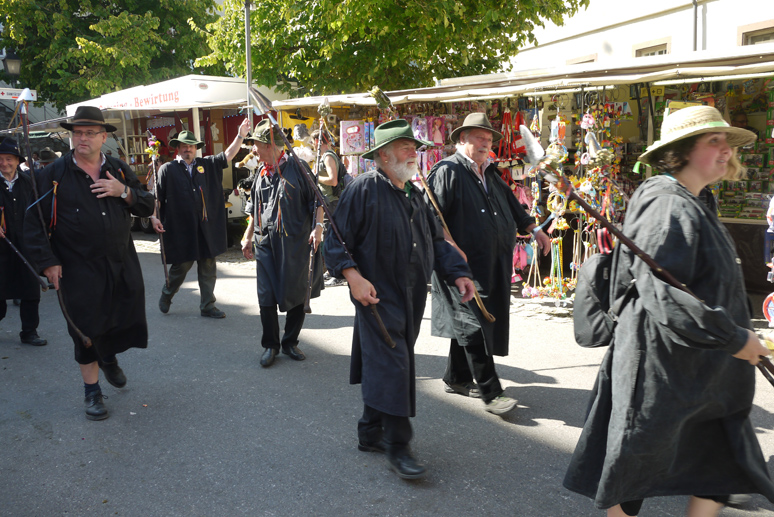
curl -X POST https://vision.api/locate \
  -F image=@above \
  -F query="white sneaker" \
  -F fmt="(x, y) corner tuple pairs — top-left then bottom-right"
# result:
(484, 396), (518, 415)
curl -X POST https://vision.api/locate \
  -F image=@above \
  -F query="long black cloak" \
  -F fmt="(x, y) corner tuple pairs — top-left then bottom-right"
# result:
(426, 152), (534, 356)
(324, 170), (471, 417)
(0, 170), (41, 301)
(156, 154), (229, 264)
(564, 175), (774, 508)
(24, 153), (154, 357)
(246, 157), (322, 311)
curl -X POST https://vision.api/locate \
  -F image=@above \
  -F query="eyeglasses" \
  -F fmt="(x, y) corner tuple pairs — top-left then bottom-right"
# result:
(71, 130), (105, 139)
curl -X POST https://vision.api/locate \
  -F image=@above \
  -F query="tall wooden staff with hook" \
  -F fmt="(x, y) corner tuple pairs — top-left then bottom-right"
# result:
(303, 115), (324, 314)
(369, 86), (495, 322)
(145, 131), (170, 288)
(518, 124), (774, 387)
(248, 87), (396, 348)
(16, 90), (92, 348)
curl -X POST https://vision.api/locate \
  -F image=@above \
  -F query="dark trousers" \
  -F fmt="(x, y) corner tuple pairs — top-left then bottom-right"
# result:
(766, 231), (774, 264)
(162, 258), (217, 311)
(443, 338), (503, 403)
(358, 404), (412, 456)
(259, 303), (306, 350)
(0, 298), (40, 337)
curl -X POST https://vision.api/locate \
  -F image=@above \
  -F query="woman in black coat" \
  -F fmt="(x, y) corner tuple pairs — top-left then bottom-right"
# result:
(564, 106), (774, 516)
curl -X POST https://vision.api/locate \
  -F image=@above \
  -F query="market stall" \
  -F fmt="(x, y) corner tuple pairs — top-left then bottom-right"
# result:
(270, 45), (774, 293)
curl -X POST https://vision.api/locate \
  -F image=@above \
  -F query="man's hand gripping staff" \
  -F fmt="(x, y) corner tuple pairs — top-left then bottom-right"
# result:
(247, 86), (397, 348)
(518, 124), (774, 385)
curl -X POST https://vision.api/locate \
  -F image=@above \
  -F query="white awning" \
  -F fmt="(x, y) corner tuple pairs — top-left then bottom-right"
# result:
(65, 75), (253, 115)
(271, 45), (774, 109)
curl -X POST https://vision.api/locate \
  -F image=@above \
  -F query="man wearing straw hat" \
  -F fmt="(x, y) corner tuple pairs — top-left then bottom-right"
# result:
(24, 106), (155, 420)
(241, 119), (324, 368)
(152, 119), (250, 318)
(325, 119), (475, 480)
(0, 138), (46, 347)
(425, 112), (550, 415)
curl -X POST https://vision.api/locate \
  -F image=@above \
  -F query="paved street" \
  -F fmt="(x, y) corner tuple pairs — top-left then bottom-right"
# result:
(2, 234), (774, 516)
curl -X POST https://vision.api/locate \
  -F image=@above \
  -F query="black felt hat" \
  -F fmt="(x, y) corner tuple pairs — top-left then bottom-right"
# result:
(0, 138), (25, 163)
(60, 106), (117, 133)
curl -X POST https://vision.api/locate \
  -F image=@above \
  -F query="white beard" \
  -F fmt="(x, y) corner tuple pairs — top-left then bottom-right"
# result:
(389, 156), (418, 184)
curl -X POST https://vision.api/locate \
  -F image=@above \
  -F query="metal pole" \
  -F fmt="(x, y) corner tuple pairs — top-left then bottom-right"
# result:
(692, 0), (698, 52)
(192, 107), (202, 158)
(245, 0), (253, 128)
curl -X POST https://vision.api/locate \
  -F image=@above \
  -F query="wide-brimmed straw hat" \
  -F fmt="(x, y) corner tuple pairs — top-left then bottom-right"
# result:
(0, 138), (25, 163)
(60, 106), (117, 133)
(362, 119), (431, 160)
(638, 105), (757, 165)
(169, 130), (204, 149)
(450, 113), (503, 144)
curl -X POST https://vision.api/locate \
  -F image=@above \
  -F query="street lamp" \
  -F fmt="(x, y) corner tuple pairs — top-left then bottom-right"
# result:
(2, 50), (21, 87)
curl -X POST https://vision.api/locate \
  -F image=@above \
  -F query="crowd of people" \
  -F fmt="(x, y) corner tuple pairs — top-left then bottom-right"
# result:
(2, 104), (774, 514)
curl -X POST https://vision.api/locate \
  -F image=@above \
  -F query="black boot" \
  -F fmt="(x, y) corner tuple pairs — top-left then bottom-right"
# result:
(387, 450), (426, 480)
(100, 358), (127, 388)
(84, 391), (108, 421)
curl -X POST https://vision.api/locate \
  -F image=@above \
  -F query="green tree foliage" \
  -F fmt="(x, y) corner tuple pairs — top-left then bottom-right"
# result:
(0, 0), (222, 109)
(194, 0), (589, 97)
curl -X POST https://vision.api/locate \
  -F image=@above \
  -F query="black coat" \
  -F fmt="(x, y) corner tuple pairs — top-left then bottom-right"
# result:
(156, 154), (228, 264)
(563, 175), (774, 508)
(324, 170), (471, 417)
(246, 157), (322, 311)
(24, 153), (155, 356)
(0, 170), (41, 301)
(426, 153), (534, 356)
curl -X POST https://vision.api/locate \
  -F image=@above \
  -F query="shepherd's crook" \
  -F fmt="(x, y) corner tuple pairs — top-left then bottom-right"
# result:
(247, 86), (396, 348)
(18, 91), (92, 348)
(419, 175), (495, 323)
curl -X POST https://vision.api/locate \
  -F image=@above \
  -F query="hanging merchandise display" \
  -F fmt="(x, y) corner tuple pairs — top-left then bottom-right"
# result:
(273, 72), (774, 304)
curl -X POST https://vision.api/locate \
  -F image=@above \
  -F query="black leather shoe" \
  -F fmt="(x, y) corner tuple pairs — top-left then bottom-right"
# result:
(201, 307), (226, 318)
(358, 440), (386, 453)
(281, 345), (305, 361)
(387, 451), (426, 480)
(260, 348), (277, 367)
(444, 382), (481, 398)
(100, 359), (127, 388)
(159, 294), (171, 314)
(20, 333), (47, 346)
(84, 392), (109, 421)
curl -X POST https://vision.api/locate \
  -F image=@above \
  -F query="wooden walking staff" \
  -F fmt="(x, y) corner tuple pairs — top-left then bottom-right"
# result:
(303, 108), (326, 314)
(247, 86), (396, 348)
(145, 131), (170, 288)
(369, 85), (494, 322)
(518, 125), (774, 387)
(16, 90), (92, 348)
(419, 176), (496, 323)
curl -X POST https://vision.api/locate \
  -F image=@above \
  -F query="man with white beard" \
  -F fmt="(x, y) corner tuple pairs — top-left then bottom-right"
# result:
(325, 119), (475, 480)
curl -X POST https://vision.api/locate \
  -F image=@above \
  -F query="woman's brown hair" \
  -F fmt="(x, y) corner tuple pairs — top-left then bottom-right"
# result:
(648, 133), (744, 181)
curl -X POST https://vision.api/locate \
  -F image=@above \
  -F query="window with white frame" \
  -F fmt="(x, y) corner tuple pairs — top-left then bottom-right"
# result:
(738, 20), (774, 46)
(745, 29), (774, 45)
(632, 38), (671, 58)
(636, 44), (668, 57)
